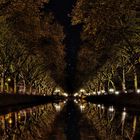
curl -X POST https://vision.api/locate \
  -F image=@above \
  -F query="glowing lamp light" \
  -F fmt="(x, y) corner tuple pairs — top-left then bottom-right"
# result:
(137, 89), (140, 94)
(115, 91), (119, 95)
(108, 106), (114, 112)
(101, 90), (105, 93)
(86, 93), (90, 96)
(80, 105), (85, 111)
(54, 104), (61, 112)
(74, 93), (78, 97)
(80, 89), (85, 92)
(55, 88), (60, 92)
(109, 88), (115, 93)
(63, 93), (68, 97)
(93, 91), (96, 95)
(101, 105), (104, 109)
(124, 90), (127, 93)
(97, 91), (101, 95)
(7, 78), (11, 82)
(122, 111), (127, 121)
(8, 118), (12, 124)
(74, 99), (78, 104)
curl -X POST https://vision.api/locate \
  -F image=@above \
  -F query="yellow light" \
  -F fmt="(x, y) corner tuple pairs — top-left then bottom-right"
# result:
(108, 106), (114, 112)
(101, 90), (105, 93)
(109, 88), (115, 93)
(80, 105), (85, 111)
(74, 93), (78, 97)
(8, 118), (12, 124)
(115, 91), (119, 95)
(18, 114), (21, 120)
(7, 78), (11, 82)
(80, 89), (85, 92)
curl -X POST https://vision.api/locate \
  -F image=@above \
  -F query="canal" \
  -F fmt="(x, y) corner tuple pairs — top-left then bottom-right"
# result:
(0, 99), (140, 140)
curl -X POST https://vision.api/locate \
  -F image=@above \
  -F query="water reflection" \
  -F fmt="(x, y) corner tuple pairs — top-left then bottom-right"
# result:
(80, 101), (140, 140)
(0, 102), (65, 140)
(1, 99), (140, 140)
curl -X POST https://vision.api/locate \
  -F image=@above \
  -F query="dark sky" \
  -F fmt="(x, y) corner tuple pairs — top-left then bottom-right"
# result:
(45, 0), (82, 93)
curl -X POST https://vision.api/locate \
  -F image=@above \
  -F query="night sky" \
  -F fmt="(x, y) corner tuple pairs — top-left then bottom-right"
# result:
(45, 0), (82, 93)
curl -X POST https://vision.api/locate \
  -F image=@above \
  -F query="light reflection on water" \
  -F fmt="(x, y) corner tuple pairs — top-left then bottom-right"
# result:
(1, 100), (140, 140)
(77, 100), (140, 140)
(0, 102), (65, 140)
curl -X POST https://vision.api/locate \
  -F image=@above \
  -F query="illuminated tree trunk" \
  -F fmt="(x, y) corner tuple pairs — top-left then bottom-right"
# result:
(29, 85), (32, 95)
(122, 66), (126, 92)
(131, 116), (137, 139)
(14, 78), (17, 94)
(133, 66), (138, 92)
(121, 55), (126, 92)
(107, 79), (116, 92)
(1, 72), (5, 93)
(23, 80), (26, 94)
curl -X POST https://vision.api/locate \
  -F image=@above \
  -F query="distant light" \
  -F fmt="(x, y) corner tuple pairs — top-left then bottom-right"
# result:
(101, 105), (104, 109)
(74, 99), (78, 103)
(80, 89), (85, 92)
(122, 111), (127, 121)
(63, 93), (68, 97)
(8, 118), (12, 124)
(97, 91), (101, 95)
(18, 114), (21, 120)
(101, 90), (105, 93)
(137, 89), (140, 94)
(80, 105), (85, 111)
(44, 94), (46, 96)
(97, 104), (101, 107)
(115, 91), (119, 95)
(86, 93), (91, 96)
(7, 78), (11, 82)
(54, 104), (61, 112)
(74, 93), (78, 97)
(54, 88), (60, 92)
(108, 106), (114, 112)
(109, 88), (115, 93)
(93, 92), (96, 95)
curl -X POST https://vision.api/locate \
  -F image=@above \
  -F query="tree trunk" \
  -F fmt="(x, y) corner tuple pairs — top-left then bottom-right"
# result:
(110, 80), (116, 90)
(134, 67), (138, 92)
(29, 85), (32, 95)
(122, 66), (126, 92)
(23, 80), (26, 94)
(107, 80), (110, 93)
(1, 73), (5, 93)
(131, 116), (137, 139)
(14, 78), (17, 94)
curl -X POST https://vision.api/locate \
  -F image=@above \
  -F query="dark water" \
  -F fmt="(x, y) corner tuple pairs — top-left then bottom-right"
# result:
(0, 99), (140, 140)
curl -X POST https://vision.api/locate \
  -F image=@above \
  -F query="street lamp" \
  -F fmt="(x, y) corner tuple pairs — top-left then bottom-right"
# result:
(137, 89), (140, 94)
(109, 88), (115, 93)
(80, 89), (85, 92)
(115, 91), (119, 95)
